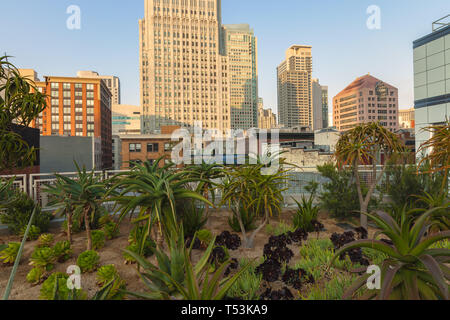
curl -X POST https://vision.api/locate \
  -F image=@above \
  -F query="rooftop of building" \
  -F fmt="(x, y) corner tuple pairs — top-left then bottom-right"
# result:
(414, 15), (450, 48)
(335, 74), (397, 97)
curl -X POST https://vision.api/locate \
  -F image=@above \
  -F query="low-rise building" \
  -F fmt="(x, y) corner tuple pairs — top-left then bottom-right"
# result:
(40, 135), (102, 173)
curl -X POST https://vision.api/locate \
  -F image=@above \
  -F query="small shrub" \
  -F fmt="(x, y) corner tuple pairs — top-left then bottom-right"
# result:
(29, 247), (56, 271)
(91, 230), (106, 250)
(316, 164), (362, 219)
(98, 214), (114, 228)
(26, 267), (45, 285)
(63, 218), (81, 234)
(0, 191), (52, 235)
(103, 221), (119, 240)
(53, 241), (73, 263)
(77, 250), (100, 273)
(0, 242), (20, 264)
(292, 196), (321, 232)
(37, 234), (54, 248)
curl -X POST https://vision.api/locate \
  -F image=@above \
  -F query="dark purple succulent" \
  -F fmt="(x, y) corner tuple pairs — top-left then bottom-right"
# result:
(260, 287), (294, 300)
(216, 231), (242, 250)
(185, 236), (201, 250)
(255, 259), (282, 282)
(330, 231), (369, 266)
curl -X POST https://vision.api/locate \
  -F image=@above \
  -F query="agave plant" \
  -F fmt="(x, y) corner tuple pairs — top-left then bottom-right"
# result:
(124, 229), (251, 300)
(29, 247), (56, 271)
(331, 208), (450, 300)
(414, 191), (449, 232)
(53, 240), (73, 263)
(0, 242), (20, 265)
(37, 234), (54, 248)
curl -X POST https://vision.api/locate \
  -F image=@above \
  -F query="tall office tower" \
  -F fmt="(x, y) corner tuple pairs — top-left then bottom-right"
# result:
(312, 78), (329, 130)
(277, 45), (313, 129)
(139, 0), (231, 133)
(26, 73), (112, 169)
(333, 74), (399, 132)
(223, 24), (258, 130)
(321, 85), (329, 129)
(77, 71), (121, 105)
(413, 16), (450, 154)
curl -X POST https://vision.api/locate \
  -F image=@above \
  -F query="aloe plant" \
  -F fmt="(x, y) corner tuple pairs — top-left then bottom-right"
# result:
(292, 196), (320, 232)
(331, 208), (450, 300)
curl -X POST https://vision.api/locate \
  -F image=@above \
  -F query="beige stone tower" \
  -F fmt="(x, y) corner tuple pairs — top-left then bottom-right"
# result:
(139, 0), (231, 133)
(277, 45), (313, 129)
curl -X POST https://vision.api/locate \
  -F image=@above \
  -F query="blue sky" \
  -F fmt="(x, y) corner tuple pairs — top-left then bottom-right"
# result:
(1, 0), (449, 113)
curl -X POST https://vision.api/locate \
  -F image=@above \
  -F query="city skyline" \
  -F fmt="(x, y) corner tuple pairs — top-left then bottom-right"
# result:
(1, 1), (449, 118)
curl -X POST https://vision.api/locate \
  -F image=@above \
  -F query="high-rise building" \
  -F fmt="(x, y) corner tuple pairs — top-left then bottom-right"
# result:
(223, 24), (258, 130)
(321, 85), (329, 129)
(277, 45), (313, 129)
(333, 74), (399, 132)
(139, 0), (231, 133)
(413, 16), (450, 154)
(399, 108), (415, 129)
(312, 79), (328, 130)
(257, 98), (277, 129)
(28, 73), (112, 169)
(77, 71), (121, 105)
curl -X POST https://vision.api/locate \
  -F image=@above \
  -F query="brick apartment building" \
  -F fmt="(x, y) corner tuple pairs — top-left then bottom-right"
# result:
(30, 75), (113, 169)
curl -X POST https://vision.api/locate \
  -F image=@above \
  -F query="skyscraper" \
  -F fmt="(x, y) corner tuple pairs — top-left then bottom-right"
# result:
(139, 0), (231, 133)
(413, 16), (450, 154)
(77, 71), (121, 105)
(223, 24), (258, 130)
(277, 45), (313, 129)
(312, 79), (328, 130)
(333, 74), (399, 132)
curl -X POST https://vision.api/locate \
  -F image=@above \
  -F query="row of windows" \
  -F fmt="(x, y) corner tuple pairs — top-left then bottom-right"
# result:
(129, 143), (171, 153)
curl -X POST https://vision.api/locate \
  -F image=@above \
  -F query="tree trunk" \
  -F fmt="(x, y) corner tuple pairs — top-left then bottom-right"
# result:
(353, 160), (367, 229)
(66, 213), (72, 244)
(246, 207), (269, 249)
(84, 208), (92, 250)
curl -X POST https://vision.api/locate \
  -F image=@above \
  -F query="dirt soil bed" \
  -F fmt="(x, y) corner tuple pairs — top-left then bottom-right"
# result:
(0, 209), (376, 300)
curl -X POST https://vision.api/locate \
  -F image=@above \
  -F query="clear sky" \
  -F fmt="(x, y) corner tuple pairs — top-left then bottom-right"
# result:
(1, 0), (449, 114)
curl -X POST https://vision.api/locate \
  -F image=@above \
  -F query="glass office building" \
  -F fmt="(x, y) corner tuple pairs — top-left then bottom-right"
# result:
(413, 16), (450, 154)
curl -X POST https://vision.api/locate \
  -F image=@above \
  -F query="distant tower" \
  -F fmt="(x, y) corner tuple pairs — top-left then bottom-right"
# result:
(277, 45), (313, 129)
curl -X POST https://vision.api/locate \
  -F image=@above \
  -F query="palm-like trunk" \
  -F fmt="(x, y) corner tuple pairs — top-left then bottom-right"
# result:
(66, 212), (72, 244)
(84, 207), (92, 250)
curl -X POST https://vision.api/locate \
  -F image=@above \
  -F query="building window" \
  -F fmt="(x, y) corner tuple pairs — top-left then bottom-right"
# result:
(75, 83), (82, 89)
(63, 83), (71, 90)
(87, 84), (94, 91)
(164, 143), (171, 152)
(129, 143), (142, 153)
(147, 143), (159, 153)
